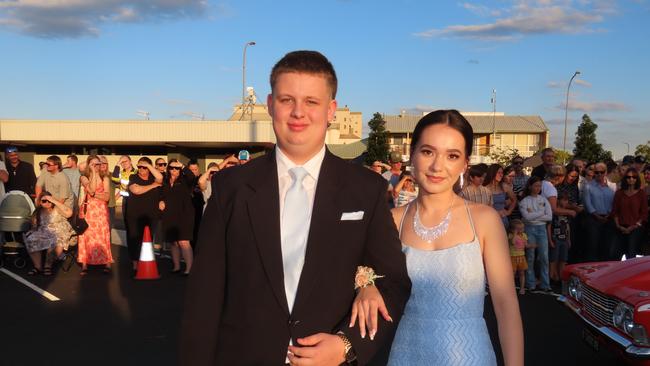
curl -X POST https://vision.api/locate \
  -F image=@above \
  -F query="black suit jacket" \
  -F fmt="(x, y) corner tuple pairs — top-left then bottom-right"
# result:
(179, 149), (411, 366)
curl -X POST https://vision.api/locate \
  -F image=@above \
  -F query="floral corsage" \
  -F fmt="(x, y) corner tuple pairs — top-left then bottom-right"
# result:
(354, 266), (384, 290)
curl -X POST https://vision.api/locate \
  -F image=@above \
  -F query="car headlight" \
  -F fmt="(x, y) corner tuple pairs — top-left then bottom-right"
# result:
(568, 276), (582, 301)
(613, 303), (633, 328)
(613, 303), (650, 346)
(629, 324), (650, 346)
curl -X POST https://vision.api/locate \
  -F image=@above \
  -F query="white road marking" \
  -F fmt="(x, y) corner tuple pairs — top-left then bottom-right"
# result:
(0, 268), (61, 301)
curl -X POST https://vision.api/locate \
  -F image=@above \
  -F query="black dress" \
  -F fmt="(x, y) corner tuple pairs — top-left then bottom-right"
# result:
(126, 174), (161, 260)
(160, 172), (195, 242)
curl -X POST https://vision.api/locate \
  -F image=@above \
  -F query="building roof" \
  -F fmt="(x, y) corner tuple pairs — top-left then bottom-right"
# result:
(0, 119), (277, 148)
(383, 113), (548, 134)
(327, 139), (368, 159)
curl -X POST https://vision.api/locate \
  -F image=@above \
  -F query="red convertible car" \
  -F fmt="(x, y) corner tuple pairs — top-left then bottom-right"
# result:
(559, 257), (650, 365)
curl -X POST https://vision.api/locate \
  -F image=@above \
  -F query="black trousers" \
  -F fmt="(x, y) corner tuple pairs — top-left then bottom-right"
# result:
(611, 226), (644, 260)
(583, 215), (615, 262)
(125, 210), (158, 261)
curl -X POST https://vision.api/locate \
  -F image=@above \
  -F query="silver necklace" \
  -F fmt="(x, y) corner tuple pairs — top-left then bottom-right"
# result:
(413, 198), (453, 244)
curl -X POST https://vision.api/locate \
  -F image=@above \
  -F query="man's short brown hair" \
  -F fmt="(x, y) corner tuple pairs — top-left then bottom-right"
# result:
(269, 50), (337, 99)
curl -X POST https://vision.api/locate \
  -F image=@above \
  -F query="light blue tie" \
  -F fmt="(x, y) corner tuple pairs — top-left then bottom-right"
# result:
(281, 167), (310, 313)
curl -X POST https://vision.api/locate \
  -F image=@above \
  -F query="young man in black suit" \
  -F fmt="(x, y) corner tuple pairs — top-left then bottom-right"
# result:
(180, 50), (411, 366)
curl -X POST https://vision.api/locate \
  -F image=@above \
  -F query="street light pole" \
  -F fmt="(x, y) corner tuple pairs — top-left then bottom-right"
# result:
(563, 70), (581, 157)
(623, 142), (630, 155)
(242, 41), (256, 106)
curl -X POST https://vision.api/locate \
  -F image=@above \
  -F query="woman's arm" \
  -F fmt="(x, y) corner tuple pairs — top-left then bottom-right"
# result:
(198, 166), (219, 191)
(94, 177), (110, 202)
(478, 206), (524, 366)
(46, 195), (73, 219)
(129, 182), (161, 196)
(147, 163), (163, 184)
(392, 176), (409, 199)
(548, 196), (576, 217)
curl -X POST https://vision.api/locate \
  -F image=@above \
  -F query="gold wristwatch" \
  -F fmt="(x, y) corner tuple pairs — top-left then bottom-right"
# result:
(336, 331), (357, 364)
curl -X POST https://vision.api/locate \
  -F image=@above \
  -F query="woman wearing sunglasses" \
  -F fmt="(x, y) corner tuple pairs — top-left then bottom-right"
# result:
(159, 159), (194, 275)
(126, 157), (163, 273)
(24, 191), (75, 276)
(611, 167), (648, 260)
(78, 155), (112, 275)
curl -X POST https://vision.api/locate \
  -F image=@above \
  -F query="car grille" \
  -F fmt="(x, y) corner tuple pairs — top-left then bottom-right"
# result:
(580, 284), (619, 327)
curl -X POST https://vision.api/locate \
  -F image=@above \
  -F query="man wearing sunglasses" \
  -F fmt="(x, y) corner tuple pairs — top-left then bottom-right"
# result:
(35, 155), (73, 209)
(582, 162), (616, 261)
(4, 146), (36, 198)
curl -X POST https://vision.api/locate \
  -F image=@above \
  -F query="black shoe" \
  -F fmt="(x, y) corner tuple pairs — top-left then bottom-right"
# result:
(171, 269), (181, 274)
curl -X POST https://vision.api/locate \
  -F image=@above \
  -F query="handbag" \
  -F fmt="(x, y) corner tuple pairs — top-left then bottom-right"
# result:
(73, 191), (89, 235)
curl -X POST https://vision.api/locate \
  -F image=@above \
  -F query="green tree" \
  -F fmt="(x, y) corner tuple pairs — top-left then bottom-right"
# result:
(554, 150), (573, 165)
(572, 114), (612, 163)
(634, 141), (650, 161)
(365, 112), (390, 165)
(488, 147), (520, 167)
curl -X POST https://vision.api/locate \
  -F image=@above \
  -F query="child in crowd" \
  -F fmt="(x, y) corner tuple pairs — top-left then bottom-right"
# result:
(548, 192), (571, 283)
(508, 219), (535, 295)
(519, 176), (553, 292)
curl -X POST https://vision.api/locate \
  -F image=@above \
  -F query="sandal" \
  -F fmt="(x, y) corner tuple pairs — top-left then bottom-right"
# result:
(27, 268), (41, 276)
(80, 268), (88, 276)
(103, 267), (111, 274)
(43, 267), (53, 276)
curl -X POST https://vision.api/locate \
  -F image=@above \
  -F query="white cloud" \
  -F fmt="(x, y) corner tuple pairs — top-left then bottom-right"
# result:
(574, 79), (592, 87)
(547, 78), (592, 88)
(557, 100), (630, 112)
(403, 105), (436, 115)
(416, 0), (613, 42)
(0, 0), (209, 38)
(461, 3), (502, 17)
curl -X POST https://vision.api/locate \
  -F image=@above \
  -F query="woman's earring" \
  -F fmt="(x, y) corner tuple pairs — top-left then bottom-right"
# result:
(459, 173), (464, 188)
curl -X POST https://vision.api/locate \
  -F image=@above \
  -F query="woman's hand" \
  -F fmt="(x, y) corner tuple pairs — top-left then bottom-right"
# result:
(350, 285), (392, 340)
(159, 201), (166, 211)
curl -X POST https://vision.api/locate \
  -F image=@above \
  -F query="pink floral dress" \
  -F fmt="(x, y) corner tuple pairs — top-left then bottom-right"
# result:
(78, 182), (113, 265)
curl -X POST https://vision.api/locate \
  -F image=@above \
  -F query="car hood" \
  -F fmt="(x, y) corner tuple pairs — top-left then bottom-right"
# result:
(568, 257), (650, 304)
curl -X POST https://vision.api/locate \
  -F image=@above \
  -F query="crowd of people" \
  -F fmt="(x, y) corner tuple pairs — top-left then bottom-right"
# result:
(372, 146), (650, 294)
(0, 147), (252, 277)
(4, 49), (648, 366)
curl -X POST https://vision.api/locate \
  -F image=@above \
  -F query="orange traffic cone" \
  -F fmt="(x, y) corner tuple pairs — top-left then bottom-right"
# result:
(135, 226), (160, 280)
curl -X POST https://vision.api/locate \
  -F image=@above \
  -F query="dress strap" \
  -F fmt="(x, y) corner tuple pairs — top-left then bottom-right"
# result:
(398, 202), (412, 240)
(463, 199), (478, 241)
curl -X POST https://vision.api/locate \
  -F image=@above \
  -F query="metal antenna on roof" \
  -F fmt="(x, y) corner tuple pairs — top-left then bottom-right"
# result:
(183, 112), (205, 120)
(491, 89), (497, 152)
(136, 110), (150, 120)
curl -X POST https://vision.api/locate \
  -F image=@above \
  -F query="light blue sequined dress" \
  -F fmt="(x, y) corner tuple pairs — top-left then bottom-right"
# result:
(387, 200), (497, 366)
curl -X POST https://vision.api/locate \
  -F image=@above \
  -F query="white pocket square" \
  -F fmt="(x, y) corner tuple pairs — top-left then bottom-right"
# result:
(340, 211), (364, 221)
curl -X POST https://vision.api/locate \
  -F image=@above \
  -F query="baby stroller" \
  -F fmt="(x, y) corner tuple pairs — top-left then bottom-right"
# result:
(0, 191), (35, 268)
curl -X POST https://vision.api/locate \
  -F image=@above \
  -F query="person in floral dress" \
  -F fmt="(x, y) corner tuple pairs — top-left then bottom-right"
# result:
(25, 192), (75, 276)
(78, 155), (112, 275)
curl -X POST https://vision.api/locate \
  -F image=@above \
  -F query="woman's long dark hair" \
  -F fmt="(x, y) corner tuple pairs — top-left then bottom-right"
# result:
(410, 110), (474, 158)
(483, 163), (503, 187)
(621, 167), (641, 190)
(33, 190), (53, 228)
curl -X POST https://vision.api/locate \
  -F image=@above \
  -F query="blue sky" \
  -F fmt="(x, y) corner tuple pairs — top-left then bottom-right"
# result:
(1, 0), (648, 159)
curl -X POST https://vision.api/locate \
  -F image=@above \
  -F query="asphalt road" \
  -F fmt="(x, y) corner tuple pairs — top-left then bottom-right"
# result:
(1, 244), (623, 366)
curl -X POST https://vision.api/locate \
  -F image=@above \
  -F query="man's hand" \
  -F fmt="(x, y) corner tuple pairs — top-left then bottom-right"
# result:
(287, 333), (346, 366)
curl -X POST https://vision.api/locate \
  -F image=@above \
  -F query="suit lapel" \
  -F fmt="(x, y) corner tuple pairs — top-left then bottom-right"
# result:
(293, 151), (344, 313)
(247, 151), (290, 317)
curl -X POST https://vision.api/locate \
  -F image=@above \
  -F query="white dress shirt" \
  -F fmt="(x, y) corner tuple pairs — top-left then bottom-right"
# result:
(277, 145), (326, 310)
(276, 145), (326, 358)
